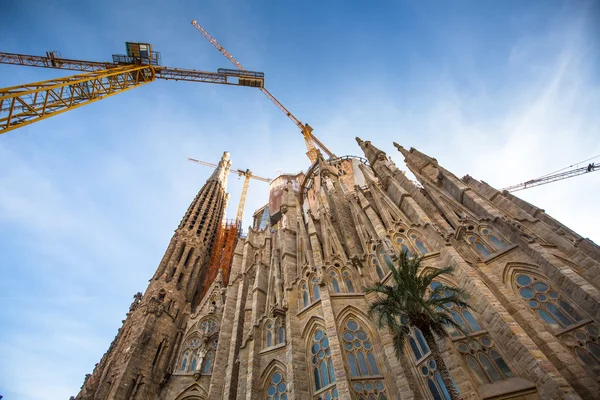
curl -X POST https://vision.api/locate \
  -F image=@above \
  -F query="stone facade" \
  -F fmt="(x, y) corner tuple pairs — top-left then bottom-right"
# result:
(76, 139), (600, 400)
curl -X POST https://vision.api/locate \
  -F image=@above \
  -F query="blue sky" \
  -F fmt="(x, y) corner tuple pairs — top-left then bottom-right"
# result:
(1, 1), (599, 398)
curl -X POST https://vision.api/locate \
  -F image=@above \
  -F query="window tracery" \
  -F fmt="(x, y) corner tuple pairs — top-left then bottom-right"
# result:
(200, 339), (217, 374)
(340, 318), (388, 399)
(308, 327), (338, 399)
(328, 264), (356, 294)
(265, 317), (286, 348)
(407, 327), (453, 400)
(513, 272), (600, 375)
(430, 281), (514, 387)
(465, 226), (508, 257)
(178, 337), (202, 373)
(265, 369), (288, 400)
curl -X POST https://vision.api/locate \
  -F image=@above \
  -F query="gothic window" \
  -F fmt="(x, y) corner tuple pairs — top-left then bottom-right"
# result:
(515, 273), (584, 329)
(301, 281), (310, 308)
(513, 272), (600, 375)
(266, 321), (273, 347)
(279, 325), (286, 344)
(341, 318), (388, 399)
(395, 237), (414, 258)
(265, 317), (286, 348)
(429, 281), (514, 387)
(407, 327), (455, 400)
(265, 369), (288, 400)
(180, 350), (190, 371)
(200, 318), (218, 335)
(372, 256), (385, 280)
(379, 248), (395, 271)
(456, 337), (514, 384)
(329, 270), (341, 293)
(342, 270), (355, 293)
(201, 339), (217, 374)
(467, 235), (492, 257)
(179, 337), (202, 373)
(479, 227), (506, 251)
(312, 275), (321, 301)
(413, 238), (428, 255)
(309, 328), (338, 398)
(328, 265), (357, 294)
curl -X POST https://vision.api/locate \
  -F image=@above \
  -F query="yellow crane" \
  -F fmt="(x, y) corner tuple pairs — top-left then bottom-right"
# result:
(0, 43), (265, 134)
(188, 157), (271, 224)
(191, 20), (336, 163)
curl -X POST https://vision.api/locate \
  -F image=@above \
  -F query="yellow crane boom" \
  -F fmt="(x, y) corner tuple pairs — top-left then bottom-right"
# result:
(0, 45), (265, 134)
(191, 20), (336, 162)
(188, 157), (270, 224)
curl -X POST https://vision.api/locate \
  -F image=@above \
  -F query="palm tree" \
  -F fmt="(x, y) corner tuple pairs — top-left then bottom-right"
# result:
(364, 250), (468, 400)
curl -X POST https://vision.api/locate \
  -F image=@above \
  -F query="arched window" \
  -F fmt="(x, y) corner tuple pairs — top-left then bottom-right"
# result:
(201, 339), (217, 374)
(456, 336), (514, 384)
(329, 270), (341, 293)
(409, 233), (429, 255)
(407, 327), (454, 400)
(312, 276), (321, 301)
(341, 318), (388, 399)
(479, 227), (506, 251)
(178, 337), (202, 373)
(514, 272), (600, 375)
(278, 325), (286, 344)
(467, 235), (491, 257)
(429, 281), (514, 388)
(180, 350), (190, 372)
(265, 369), (288, 400)
(380, 248), (395, 270)
(266, 320), (274, 347)
(342, 270), (355, 293)
(430, 282), (482, 337)
(301, 281), (310, 308)
(394, 237), (414, 258)
(265, 317), (286, 348)
(371, 256), (385, 280)
(309, 327), (337, 398)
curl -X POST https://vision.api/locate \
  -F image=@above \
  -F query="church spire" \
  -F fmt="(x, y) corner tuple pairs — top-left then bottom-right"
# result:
(208, 151), (232, 186)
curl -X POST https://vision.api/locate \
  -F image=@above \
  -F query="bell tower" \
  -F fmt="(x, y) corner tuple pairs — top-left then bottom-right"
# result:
(76, 152), (231, 400)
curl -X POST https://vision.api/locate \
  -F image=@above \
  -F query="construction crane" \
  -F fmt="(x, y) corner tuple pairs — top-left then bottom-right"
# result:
(191, 20), (336, 163)
(502, 162), (598, 192)
(188, 157), (271, 224)
(0, 43), (265, 134)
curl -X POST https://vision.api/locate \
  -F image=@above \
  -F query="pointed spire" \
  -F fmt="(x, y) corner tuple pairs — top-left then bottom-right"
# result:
(356, 137), (386, 167)
(393, 143), (438, 170)
(208, 151), (232, 187)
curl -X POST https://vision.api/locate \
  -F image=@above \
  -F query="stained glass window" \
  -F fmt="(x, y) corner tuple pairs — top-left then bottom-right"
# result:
(201, 340), (217, 374)
(516, 274), (600, 376)
(200, 318), (217, 334)
(515, 273), (583, 329)
(266, 370), (288, 400)
(309, 328), (336, 394)
(456, 336), (514, 383)
(265, 317), (285, 348)
(341, 319), (387, 399)
(312, 276), (321, 301)
(302, 283), (310, 308)
(343, 270), (355, 293)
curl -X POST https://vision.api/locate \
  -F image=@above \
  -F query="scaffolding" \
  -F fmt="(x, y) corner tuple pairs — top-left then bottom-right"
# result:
(200, 219), (239, 300)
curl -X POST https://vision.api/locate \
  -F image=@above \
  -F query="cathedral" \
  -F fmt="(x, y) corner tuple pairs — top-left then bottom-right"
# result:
(75, 138), (600, 400)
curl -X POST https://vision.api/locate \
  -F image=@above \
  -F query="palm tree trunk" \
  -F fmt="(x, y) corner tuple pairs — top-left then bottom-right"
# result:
(420, 325), (462, 400)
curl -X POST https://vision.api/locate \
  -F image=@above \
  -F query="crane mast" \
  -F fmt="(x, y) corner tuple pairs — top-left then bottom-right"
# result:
(191, 20), (335, 162)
